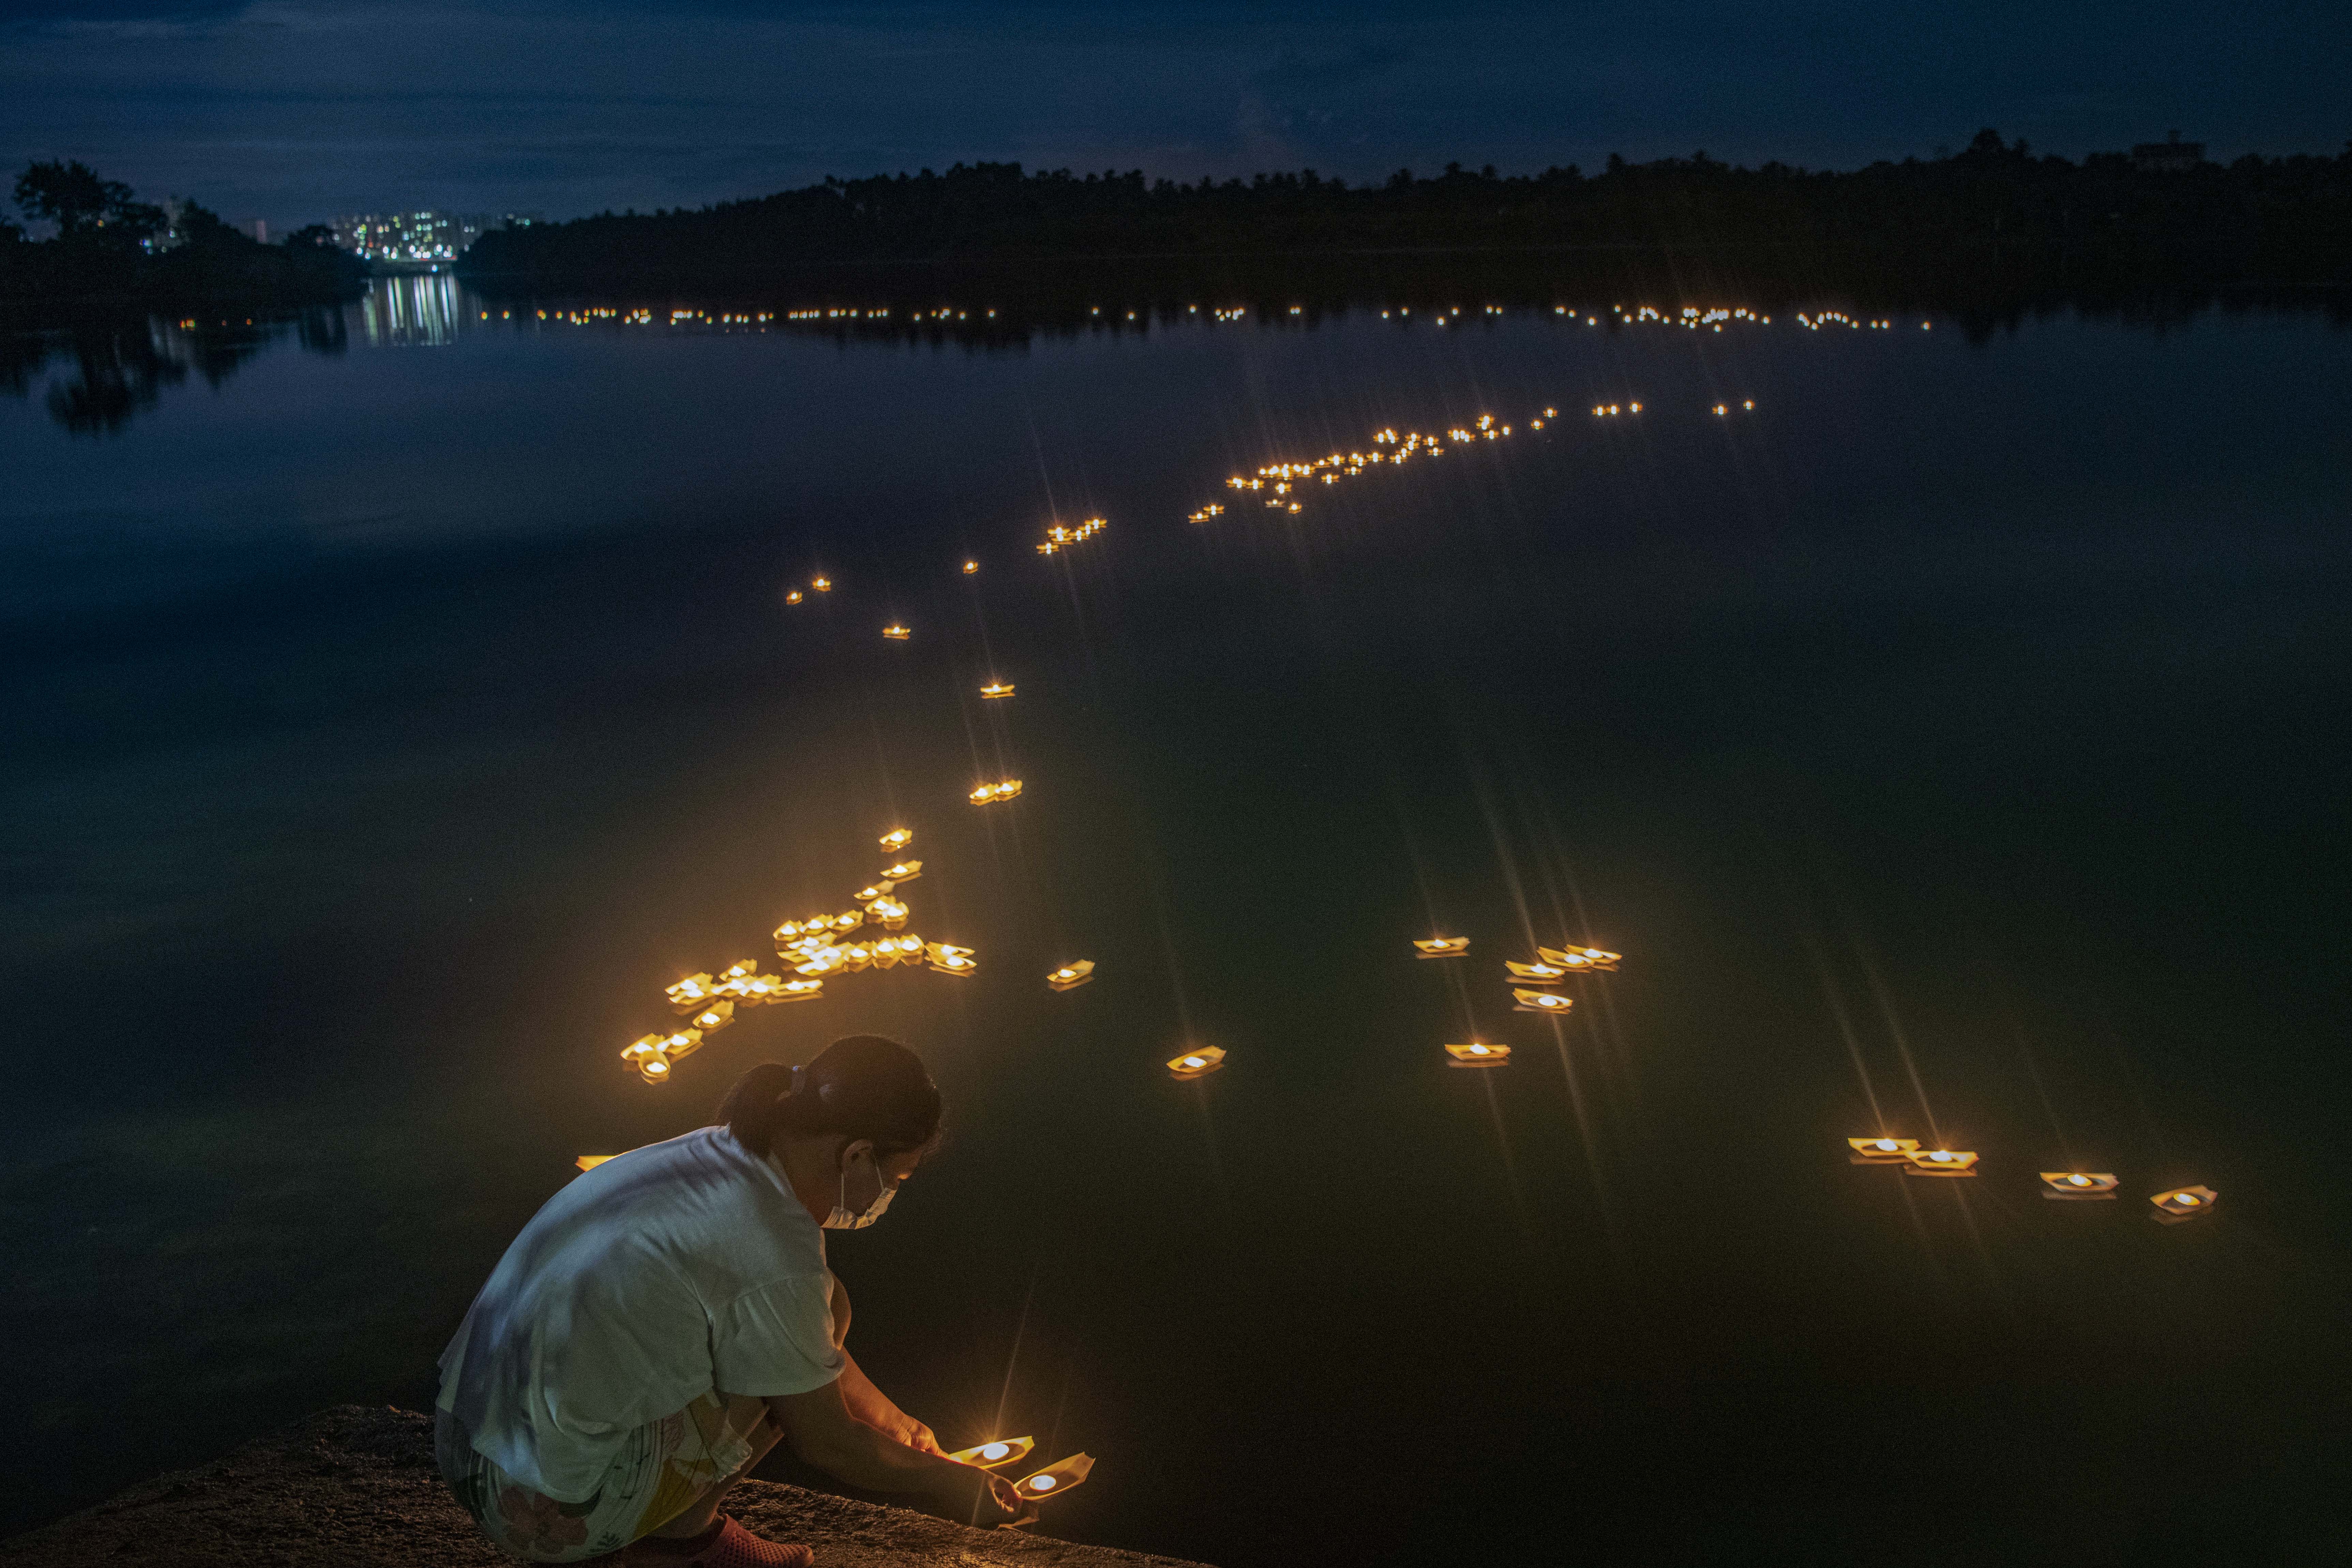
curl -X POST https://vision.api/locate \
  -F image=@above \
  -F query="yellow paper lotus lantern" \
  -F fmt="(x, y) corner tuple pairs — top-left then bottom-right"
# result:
(1167, 1045), (1226, 1079)
(621, 1027), (702, 1083)
(1013, 1453), (1094, 1501)
(948, 1436), (1035, 1469)
(795, 947), (846, 977)
(980, 681), (1015, 699)
(855, 882), (894, 903)
(763, 977), (826, 1004)
(963, 560), (979, 575)
(717, 959), (761, 981)
(2039, 1172), (2119, 1201)
(1047, 960), (1095, 991)
(925, 941), (977, 977)
(880, 860), (921, 882)
(882, 624), (910, 640)
(1902, 1148), (1979, 1178)
(688, 999), (736, 1034)
(1504, 960), (1567, 983)
(811, 576), (831, 592)
(842, 943), (874, 972)
(1537, 944), (1621, 973)
(1512, 987), (1574, 1015)
(869, 898), (910, 929)
(2150, 1185), (2217, 1223)
(785, 590), (803, 605)
(970, 780), (1021, 804)
(1847, 1136), (1920, 1165)
(878, 827), (913, 853)
(666, 973), (717, 1012)
(829, 910), (864, 934)
(1445, 1041), (1511, 1068)
(1413, 937), (1469, 959)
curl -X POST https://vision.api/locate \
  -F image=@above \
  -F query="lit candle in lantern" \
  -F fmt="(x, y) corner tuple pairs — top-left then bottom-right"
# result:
(880, 860), (922, 882)
(785, 590), (803, 605)
(1445, 1041), (1511, 1068)
(796, 947), (845, 977)
(1512, 987), (1574, 1014)
(925, 941), (978, 976)
(1413, 937), (1470, 958)
(1167, 1045), (1226, 1079)
(879, 828), (913, 853)
(812, 577), (831, 591)
(1902, 1148), (1980, 1178)
(2150, 1185), (2217, 1223)
(963, 560), (979, 574)
(855, 883), (894, 903)
(1504, 960), (1566, 982)
(882, 624), (910, 640)
(948, 1436), (1035, 1468)
(690, 999), (736, 1033)
(842, 944), (874, 972)
(1012, 1454), (1094, 1500)
(829, 910), (864, 934)
(1047, 960), (1095, 991)
(2039, 1172), (2119, 1200)
(1847, 1136), (1920, 1164)
(980, 681), (1015, 699)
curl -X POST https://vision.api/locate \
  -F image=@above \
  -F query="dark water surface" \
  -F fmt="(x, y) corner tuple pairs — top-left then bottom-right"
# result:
(4, 281), (2349, 1565)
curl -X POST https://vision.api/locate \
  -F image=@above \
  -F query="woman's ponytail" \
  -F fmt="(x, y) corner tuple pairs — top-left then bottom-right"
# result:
(717, 1035), (942, 1161)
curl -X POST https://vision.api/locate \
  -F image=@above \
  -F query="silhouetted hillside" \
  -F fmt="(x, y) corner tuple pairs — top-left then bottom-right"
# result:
(3, 161), (368, 313)
(462, 132), (2352, 291)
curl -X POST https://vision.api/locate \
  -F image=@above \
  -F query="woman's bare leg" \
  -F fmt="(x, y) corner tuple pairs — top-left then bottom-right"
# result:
(643, 1414), (784, 1540)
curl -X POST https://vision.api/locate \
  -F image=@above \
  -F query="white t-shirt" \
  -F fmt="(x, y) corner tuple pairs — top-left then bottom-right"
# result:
(437, 1126), (845, 1501)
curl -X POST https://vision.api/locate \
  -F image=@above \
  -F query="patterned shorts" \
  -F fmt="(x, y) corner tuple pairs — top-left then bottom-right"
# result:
(435, 1392), (771, 1562)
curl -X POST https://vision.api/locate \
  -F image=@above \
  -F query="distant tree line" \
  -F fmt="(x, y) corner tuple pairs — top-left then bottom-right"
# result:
(460, 131), (2352, 289)
(2, 160), (368, 308)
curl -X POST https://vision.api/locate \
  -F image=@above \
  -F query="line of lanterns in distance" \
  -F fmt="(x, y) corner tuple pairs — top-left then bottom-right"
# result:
(1201, 413), (1547, 520)
(511, 301), (1932, 336)
(1846, 1137), (2217, 1222)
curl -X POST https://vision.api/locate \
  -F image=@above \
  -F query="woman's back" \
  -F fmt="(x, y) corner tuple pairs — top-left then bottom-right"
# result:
(438, 1126), (843, 1500)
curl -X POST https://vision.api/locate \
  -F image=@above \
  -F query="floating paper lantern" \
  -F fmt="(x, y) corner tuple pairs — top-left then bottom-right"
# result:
(980, 681), (1015, 699)
(785, 590), (803, 605)
(842, 944), (874, 972)
(1413, 937), (1470, 959)
(1512, 987), (1574, 1015)
(689, 999), (736, 1034)
(762, 977), (825, 1003)
(882, 624), (910, 640)
(1902, 1148), (1979, 1177)
(1847, 1136), (1920, 1165)
(621, 1028), (702, 1083)
(963, 560), (979, 574)
(666, 973), (717, 1012)
(812, 577), (831, 592)
(1047, 960), (1095, 991)
(795, 947), (846, 977)
(881, 860), (922, 882)
(970, 781), (1021, 804)
(947, 1436), (1034, 1469)
(855, 883), (894, 904)
(1537, 945), (1621, 973)
(869, 898), (910, 929)
(829, 910), (864, 934)
(1013, 1454), (1094, 1500)
(878, 827), (913, 853)
(717, 959), (761, 981)
(1445, 1041), (1511, 1068)
(1504, 960), (1567, 983)
(926, 943), (978, 977)
(2150, 1185), (2217, 1223)
(2039, 1172), (2119, 1200)
(1167, 1045), (1226, 1079)
(772, 920), (804, 943)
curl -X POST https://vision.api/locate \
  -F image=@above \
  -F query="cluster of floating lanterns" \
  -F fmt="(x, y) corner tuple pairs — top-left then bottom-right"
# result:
(615, 832), (990, 1084)
(969, 779), (1024, 804)
(1413, 933), (1624, 1066)
(1846, 1136), (2215, 1219)
(1037, 517), (1107, 556)
(1203, 413), (1556, 521)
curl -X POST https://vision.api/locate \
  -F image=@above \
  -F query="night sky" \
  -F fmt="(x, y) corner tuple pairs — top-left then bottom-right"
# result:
(6, 2), (2350, 248)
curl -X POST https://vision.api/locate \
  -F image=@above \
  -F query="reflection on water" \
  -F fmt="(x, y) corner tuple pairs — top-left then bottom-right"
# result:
(4, 291), (2351, 1565)
(359, 273), (467, 347)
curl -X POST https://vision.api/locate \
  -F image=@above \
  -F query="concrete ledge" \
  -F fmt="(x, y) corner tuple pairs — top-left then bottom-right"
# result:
(0, 1406), (1211, 1568)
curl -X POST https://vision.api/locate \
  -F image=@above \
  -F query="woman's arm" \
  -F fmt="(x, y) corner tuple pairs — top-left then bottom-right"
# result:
(765, 1382), (1024, 1519)
(839, 1349), (946, 1454)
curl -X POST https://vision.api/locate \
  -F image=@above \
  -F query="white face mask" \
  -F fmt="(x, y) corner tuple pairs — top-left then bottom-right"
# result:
(823, 1149), (898, 1230)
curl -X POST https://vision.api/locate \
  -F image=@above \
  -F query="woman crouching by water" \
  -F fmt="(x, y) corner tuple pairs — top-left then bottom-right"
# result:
(435, 1036), (1025, 1565)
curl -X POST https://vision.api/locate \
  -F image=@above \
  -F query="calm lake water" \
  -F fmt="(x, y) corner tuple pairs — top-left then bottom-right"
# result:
(4, 277), (2349, 1565)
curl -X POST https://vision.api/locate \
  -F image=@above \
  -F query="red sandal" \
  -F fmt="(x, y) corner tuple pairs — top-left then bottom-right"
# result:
(682, 1517), (813, 1568)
